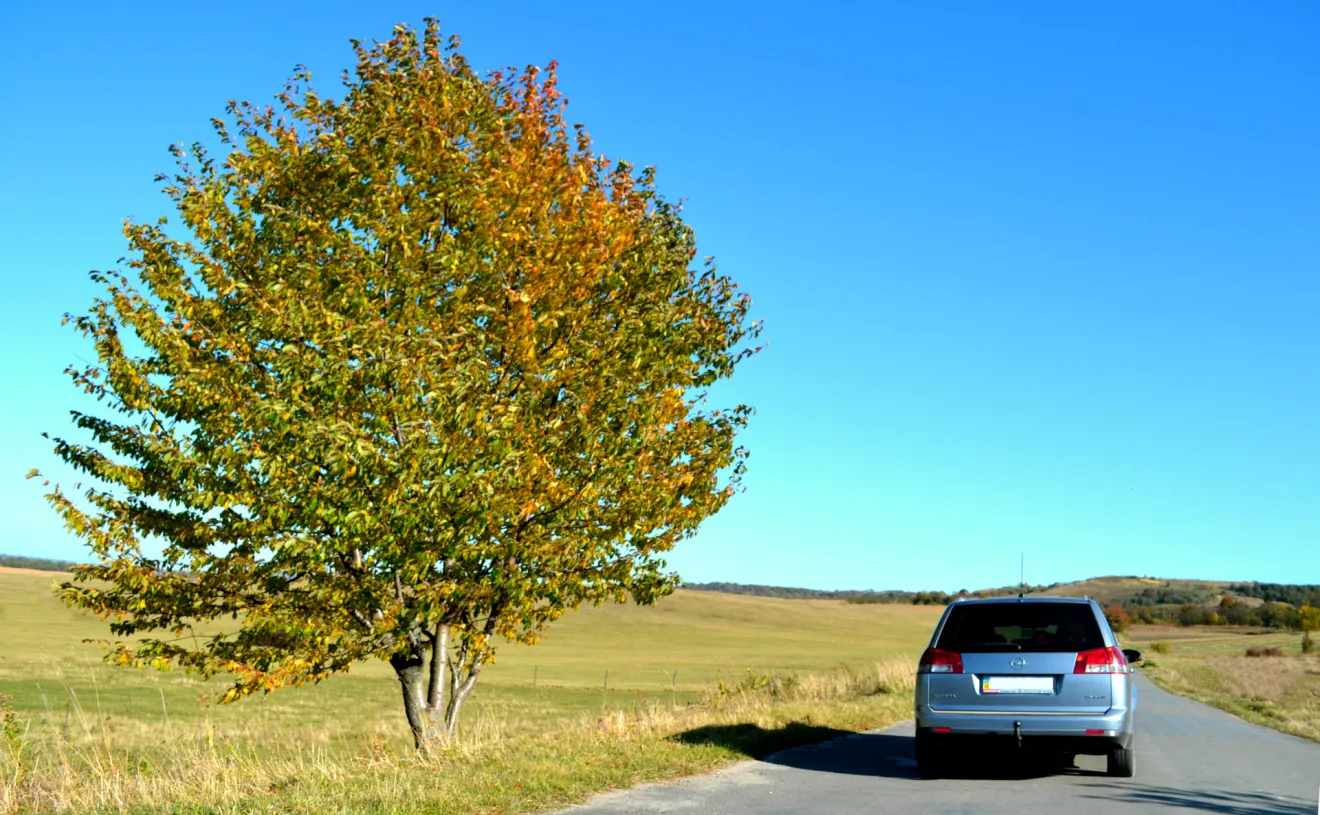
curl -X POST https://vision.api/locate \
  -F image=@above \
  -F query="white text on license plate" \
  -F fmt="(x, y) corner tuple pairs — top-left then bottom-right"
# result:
(981, 676), (1054, 694)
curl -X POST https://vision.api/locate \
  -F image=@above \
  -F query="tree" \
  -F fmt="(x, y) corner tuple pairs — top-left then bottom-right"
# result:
(1297, 605), (1320, 654)
(1178, 603), (1212, 627)
(34, 21), (760, 753)
(1104, 603), (1130, 633)
(1262, 602), (1300, 630)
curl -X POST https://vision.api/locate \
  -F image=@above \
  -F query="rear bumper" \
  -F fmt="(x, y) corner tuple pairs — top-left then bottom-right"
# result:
(915, 705), (1134, 750)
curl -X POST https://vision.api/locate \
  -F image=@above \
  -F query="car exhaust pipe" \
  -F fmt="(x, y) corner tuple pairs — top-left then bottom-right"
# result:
(1014, 721), (1022, 750)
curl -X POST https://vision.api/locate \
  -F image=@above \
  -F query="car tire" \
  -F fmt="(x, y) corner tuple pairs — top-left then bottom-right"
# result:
(915, 732), (941, 778)
(1107, 745), (1135, 778)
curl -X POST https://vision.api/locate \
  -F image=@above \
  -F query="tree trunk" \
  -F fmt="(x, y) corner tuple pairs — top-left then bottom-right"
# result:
(390, 648), (431, 753)
(427, 624), (448, 711)
(444, 663), (482, 737)
(394, 614), (499, 749)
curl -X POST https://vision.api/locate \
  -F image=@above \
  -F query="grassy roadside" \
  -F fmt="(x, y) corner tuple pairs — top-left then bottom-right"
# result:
(1, 662), (915, 814)
(1124, 626), (1320, 744)
(1, 569), (931, 814)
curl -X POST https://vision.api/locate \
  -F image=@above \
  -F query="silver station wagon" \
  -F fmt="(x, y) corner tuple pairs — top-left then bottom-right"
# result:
(914, 596), (1140, 778)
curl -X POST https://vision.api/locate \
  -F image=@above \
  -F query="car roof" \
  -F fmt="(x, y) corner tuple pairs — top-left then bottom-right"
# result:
(950, 595), (1094, 605)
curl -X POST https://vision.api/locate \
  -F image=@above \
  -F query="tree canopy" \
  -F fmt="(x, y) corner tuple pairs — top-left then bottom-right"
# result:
(37, 21), (760, 750)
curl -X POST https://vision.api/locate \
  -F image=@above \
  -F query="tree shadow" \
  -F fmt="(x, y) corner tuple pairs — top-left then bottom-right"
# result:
(673, 721), (857, 761)
(1078, 783), (1316, 814)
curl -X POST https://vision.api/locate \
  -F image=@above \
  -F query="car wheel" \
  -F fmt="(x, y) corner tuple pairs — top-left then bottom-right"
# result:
(915, 732), (941, 778)
(1107, 745), (1135, 778)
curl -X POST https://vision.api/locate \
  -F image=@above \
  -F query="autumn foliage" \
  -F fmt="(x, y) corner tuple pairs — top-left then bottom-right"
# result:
(1104, 603), (1130, 633)
(36, 21), (760, 750)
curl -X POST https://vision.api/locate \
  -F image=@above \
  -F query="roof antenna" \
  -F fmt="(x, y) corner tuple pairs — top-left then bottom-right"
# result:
(1019, 552), (1025, 599)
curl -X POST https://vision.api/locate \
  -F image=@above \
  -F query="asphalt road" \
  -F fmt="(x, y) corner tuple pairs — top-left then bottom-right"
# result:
(565, 674), (1320, 814)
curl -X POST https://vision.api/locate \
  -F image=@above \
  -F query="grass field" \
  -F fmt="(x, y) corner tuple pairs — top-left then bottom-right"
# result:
(1123, 623), (1301, 654)
(0, 568), (939, 813)
(1120, 624), (1320, 745)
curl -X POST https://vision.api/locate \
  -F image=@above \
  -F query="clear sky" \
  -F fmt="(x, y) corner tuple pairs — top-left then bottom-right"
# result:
(2, 2), (1317, 592)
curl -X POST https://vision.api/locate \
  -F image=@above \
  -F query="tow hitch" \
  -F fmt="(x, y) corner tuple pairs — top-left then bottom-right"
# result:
(1014, 721), (1022, 750)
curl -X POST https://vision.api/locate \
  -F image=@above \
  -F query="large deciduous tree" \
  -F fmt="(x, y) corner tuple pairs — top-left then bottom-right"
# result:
(36, 21), (760, 752)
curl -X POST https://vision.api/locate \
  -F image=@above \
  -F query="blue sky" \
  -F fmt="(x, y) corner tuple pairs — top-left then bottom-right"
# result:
(2, 2), (1317, 591)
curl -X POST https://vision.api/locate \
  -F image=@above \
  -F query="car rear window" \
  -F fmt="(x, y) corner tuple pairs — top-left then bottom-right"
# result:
(935, 602), (1104, 653)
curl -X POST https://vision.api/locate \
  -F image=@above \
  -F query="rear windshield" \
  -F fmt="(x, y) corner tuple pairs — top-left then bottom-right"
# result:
(935, 602), (1104, 653)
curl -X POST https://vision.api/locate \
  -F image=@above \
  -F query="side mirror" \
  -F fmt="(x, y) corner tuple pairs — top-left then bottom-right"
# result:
(1122, 648), (1142, 664)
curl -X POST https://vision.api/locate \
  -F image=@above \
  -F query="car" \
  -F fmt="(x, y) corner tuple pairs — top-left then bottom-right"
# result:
(913, 595), (1140, 778)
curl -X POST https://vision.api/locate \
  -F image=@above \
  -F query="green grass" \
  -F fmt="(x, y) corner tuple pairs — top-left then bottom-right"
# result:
(0, 568), (937, 813)
(0, 569), (939, 744)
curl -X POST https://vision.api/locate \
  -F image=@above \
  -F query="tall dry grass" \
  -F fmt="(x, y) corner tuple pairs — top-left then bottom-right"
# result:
(698, 658), (916, 709)
(1204, 653), (1318, 704)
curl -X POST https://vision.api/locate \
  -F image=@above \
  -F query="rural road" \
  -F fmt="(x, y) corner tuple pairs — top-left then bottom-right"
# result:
(564, 674), (1320, 814)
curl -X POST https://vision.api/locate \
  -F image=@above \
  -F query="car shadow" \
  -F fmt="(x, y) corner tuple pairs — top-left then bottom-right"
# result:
(675, 725), (1098, 780)
(677, 725), (1316, 812)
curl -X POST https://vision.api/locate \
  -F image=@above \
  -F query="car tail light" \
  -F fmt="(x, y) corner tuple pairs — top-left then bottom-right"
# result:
(918, 648), (964, 674)
(1073, 646), (1128, 674)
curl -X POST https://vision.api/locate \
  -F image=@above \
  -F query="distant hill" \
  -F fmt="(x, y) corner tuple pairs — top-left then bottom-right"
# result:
(1040, 576), (1320, 609)
(1040, 576), (1221, 605)
(0, 554), (79, 572)
(10, 553), (1317, 621)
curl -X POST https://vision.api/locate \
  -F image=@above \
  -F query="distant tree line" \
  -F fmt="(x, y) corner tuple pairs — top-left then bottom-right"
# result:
(0, 554), (79, 571)
(1122, 597), (1318, 629)
(1228, 583), (1320, 607)
(682, 581), (1061, 605)
(847, 584), (1064, 606)
(681, 582), (909, 601)
(1120, 586), (1221, 607)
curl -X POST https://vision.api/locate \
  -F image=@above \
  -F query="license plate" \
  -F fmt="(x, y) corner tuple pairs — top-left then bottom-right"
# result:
(981, 676), (1054, 695)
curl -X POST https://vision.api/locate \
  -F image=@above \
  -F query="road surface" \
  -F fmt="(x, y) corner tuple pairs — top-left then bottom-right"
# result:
(564, 674), (1320, 814)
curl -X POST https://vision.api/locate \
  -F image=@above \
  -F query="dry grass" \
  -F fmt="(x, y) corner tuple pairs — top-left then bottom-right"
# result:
(696, 659), (917, 708)
(1202, 653), (1317, 704)
(1124, 624), (1288, 643)
(1124, 625), (1299, 661)
(1142, 649), (1320, 744)
(0, 660), (917, 814)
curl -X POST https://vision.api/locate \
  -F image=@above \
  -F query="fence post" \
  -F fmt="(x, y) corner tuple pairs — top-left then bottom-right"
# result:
(533, 666), (538, 688)
(671, 671), (678, 708)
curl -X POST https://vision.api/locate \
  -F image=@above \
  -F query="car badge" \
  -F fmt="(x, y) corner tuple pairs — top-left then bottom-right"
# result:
(1009, 657), (1027, 670)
